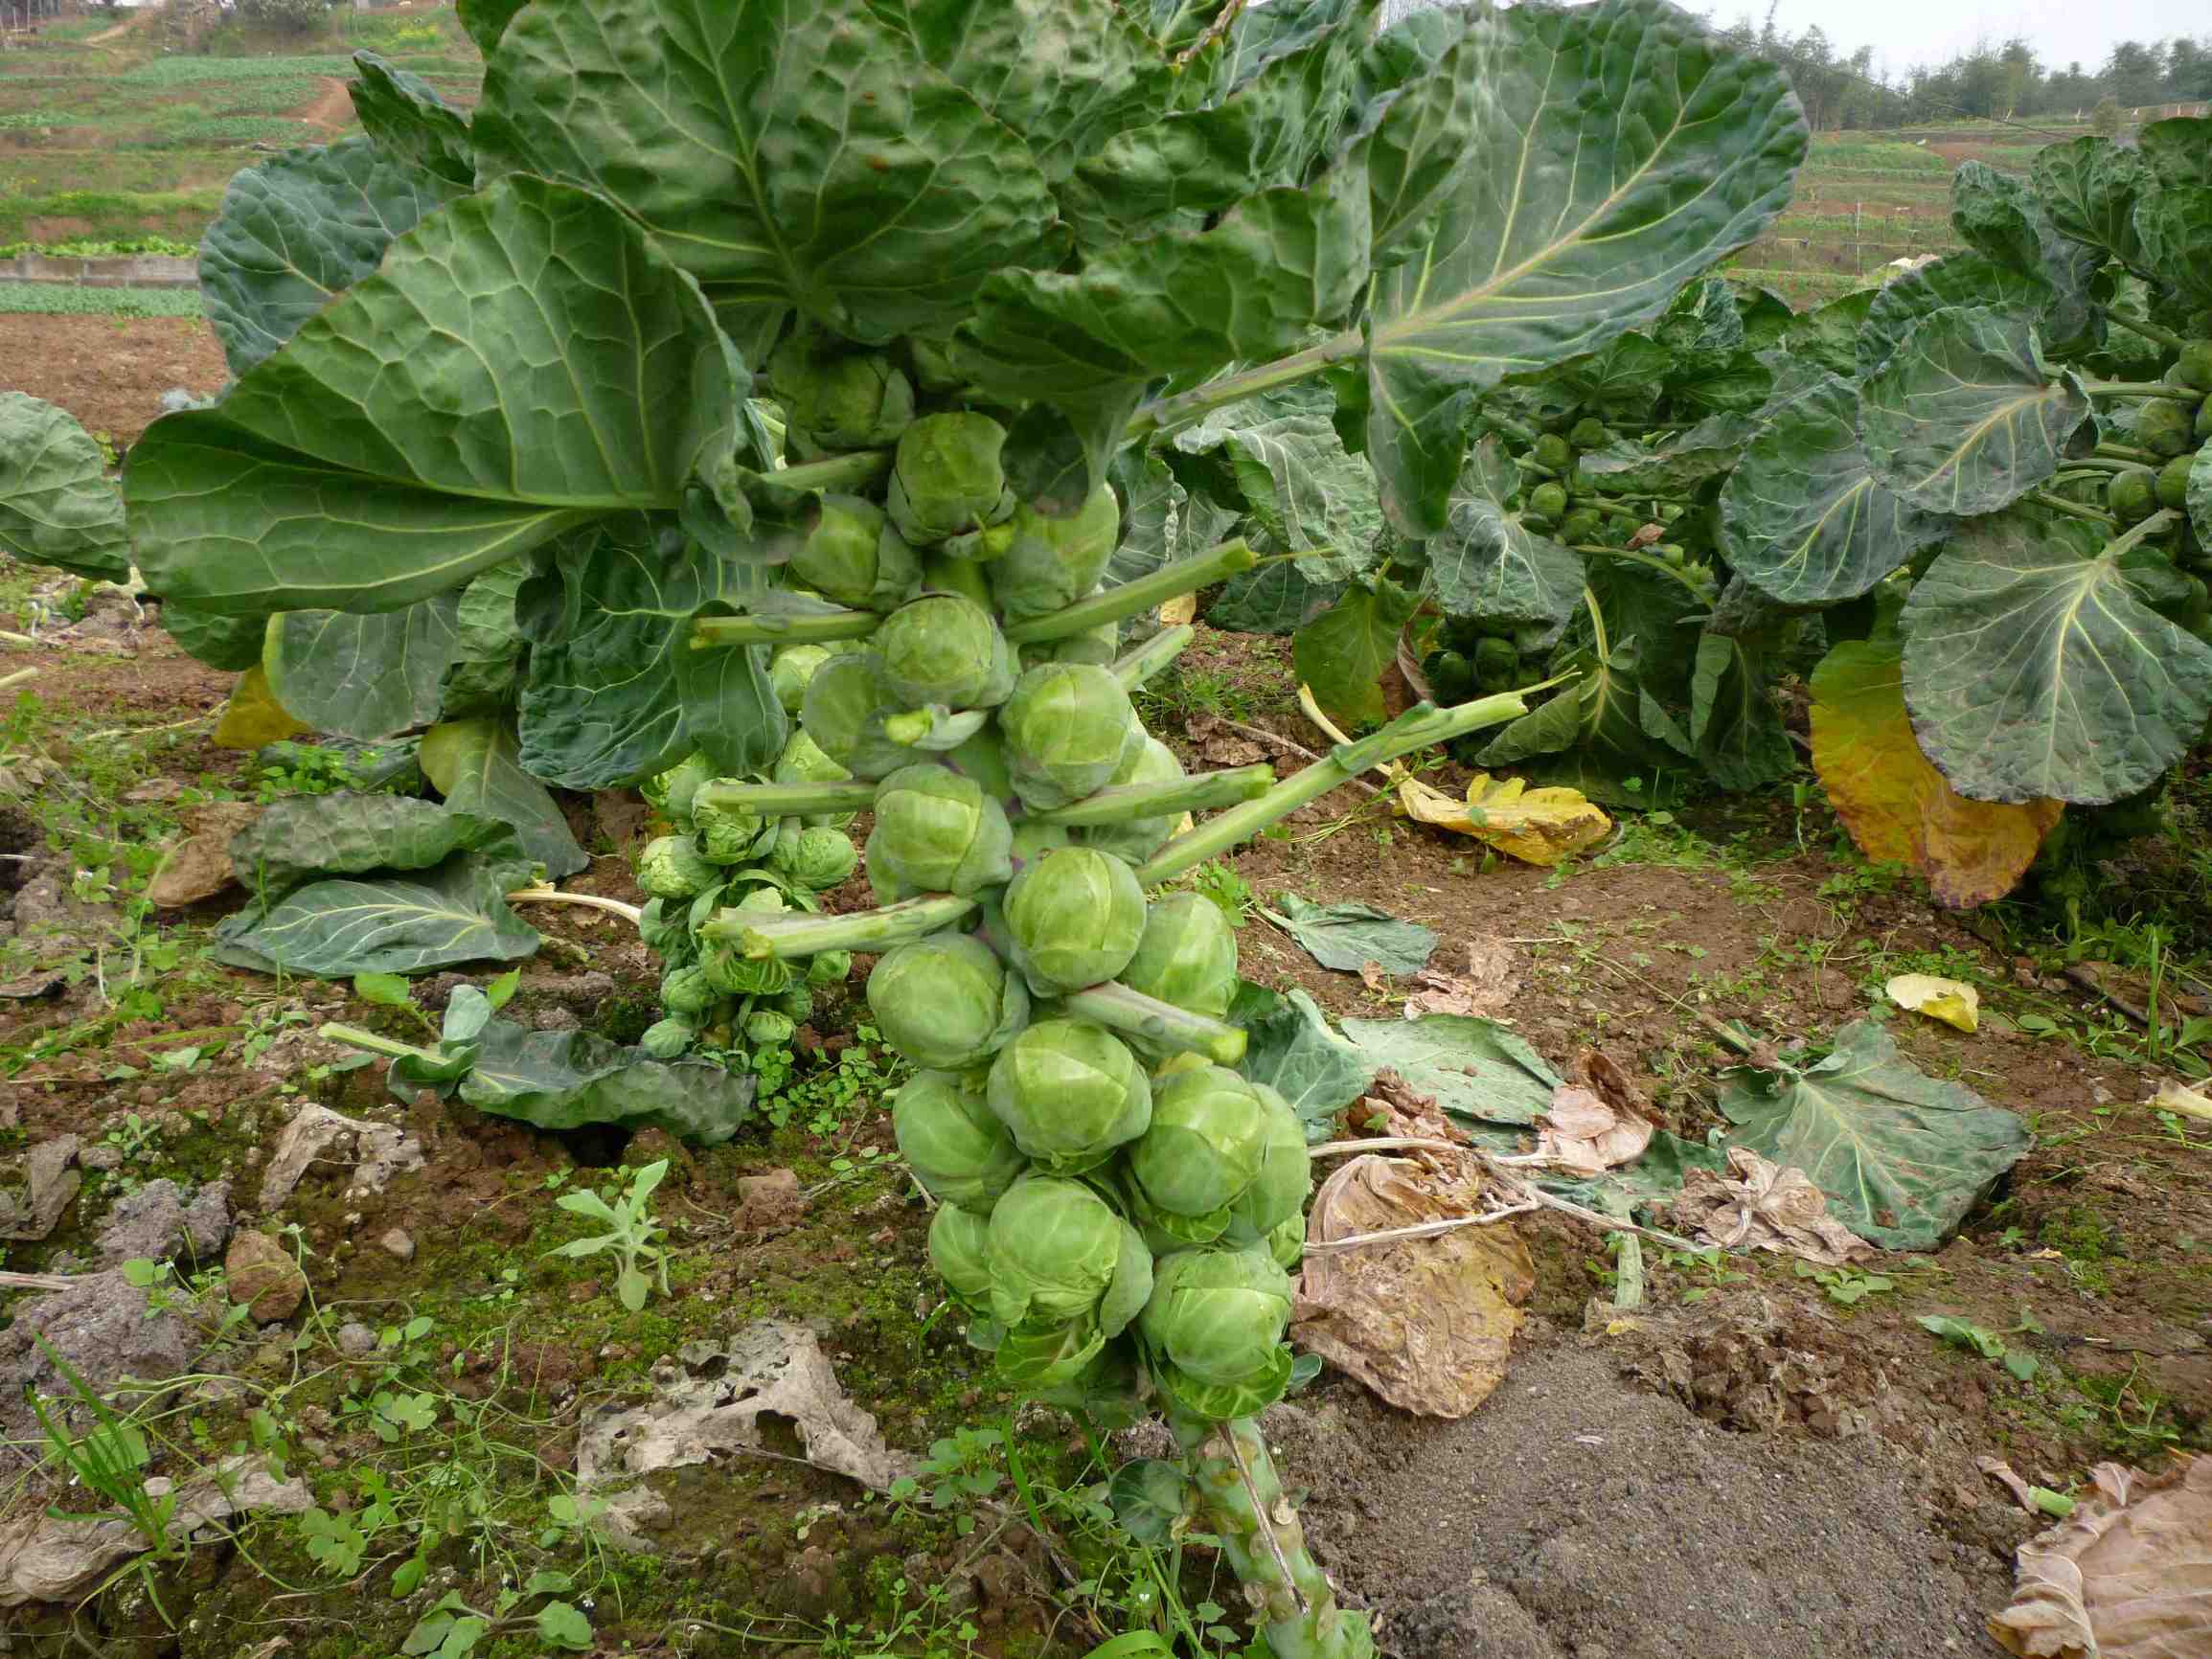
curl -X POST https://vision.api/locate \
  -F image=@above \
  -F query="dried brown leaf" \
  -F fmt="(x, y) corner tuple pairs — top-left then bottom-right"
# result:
(1533, 1082), (1653, 1176)
(1672, 1146), (1873, 1267)
(1990, 1455), (2211, 1658)
(1404, 938), (1523, 1019)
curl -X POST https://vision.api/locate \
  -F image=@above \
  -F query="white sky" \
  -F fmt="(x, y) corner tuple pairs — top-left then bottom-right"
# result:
(1700, 0), (2208, 77)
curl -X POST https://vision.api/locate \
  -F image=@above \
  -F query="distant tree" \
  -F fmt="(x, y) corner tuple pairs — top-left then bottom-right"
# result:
(236, 0), (329, 34)
(2090, 95), (2123, 135)
(2102, 40), (2166, 107)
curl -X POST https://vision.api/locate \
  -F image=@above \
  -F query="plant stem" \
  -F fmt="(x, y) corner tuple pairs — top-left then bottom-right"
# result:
(2107, 311), (2188, 352)
(2106, 508), (2179, 557)
(2027, 489), (2116, 525)
(1025, 764), (1275, 827)
(2054, 456), (2139, 473)
(1123, 332), (1362, 445)
(1112, 624), (1196, 691)
(757, 450), (892, 496)
(1002, 540), (1255, 645)
(704, 892), (977, 958)
(695, 779), (879, 816)
(1060, 981), (1247, 1065)
(320, 1024), (436, 1064)
(507, 885), (644, 925)
(0, 667), (35, 693)
(1574, 544), (1708, 597)
(1169, 1415), (1375, 1659)
(2084, 380), (2203, 402)
(2094, 442), (2163, 465)
(690, 607), (881, 648)
(1134, 693), (1529, 884)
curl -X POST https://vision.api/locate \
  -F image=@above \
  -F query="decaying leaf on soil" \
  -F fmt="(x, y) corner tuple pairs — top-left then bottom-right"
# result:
(258, 1102), (424, 1211)
(1673, 1146), (1875, 1267)
(1402, 937), (1523, 1019)
(1532, 1051), (1658, 1175)
(1989, 1454), (2211, 1659)
(1886, 971), (1981, 1033)
(0, 1133), (80, 1241)
(1394, 772), (1612, 866)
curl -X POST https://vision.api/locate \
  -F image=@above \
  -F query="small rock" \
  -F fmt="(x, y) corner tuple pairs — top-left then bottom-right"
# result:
(181, 1180), (231, 1261)
(225, 1231), (308, 1323)
(77, 1145), (124, 1173)
(376, 1227), (416, 1261)
(92, 1178), (191, 1266)
(733, 1168), (807, 1235)
(335, 1322), (377, 1357)
(533, 1006), (582, 1032)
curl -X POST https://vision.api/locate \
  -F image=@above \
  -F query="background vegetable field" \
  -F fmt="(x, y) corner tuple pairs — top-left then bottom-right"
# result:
(0, 4), (2208, 1659)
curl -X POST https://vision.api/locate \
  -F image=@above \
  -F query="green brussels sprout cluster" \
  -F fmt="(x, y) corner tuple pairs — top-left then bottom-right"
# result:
(627, 739), (860, 1062)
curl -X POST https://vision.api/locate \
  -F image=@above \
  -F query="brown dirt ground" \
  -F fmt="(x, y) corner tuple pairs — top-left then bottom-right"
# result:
(0, 311), (228, 446)
(295, 76), (354, 131)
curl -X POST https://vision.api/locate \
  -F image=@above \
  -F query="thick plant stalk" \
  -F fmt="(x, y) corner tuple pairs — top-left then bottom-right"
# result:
(690, 607), (882, 648)
(705, 892), (977, 957)
(322, 1025), (434, 1063)
(1061, 981), (1245, 1065)
(695, 779), (879, 816)
(1124, 331), (1363, 444)
(1112, 624), (1196, 691)
(1135, 693), (1529, 884)
(755, 450), (893, 496)
(1025, 764), (1274, 826)
(1172, 1415), (1375, 1659)
(2083, 380), (2203, 402)
(1002, 540), (1254, 644)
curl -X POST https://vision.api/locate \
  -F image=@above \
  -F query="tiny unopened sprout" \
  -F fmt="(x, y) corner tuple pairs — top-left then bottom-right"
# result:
(636, 835), (718, 899)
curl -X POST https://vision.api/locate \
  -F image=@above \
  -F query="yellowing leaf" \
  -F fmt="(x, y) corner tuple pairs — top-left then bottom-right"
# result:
(2151, 1079), (2212, 1122)
(213, 665), (308, 751)
(1811, 639), (2061, 907)
(1886, 972), (1981, 1033)
(1397, 772), (1610, 866)
(1157, 593), (1197, 626)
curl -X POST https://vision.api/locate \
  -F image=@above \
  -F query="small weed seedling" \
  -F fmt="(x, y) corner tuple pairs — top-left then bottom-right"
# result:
(1920, 1312), (2043, 1381)
(1182, 860), (1256, 929)
(1794, 1261), (1895, 1306)
(546, 1160), (672, 1311)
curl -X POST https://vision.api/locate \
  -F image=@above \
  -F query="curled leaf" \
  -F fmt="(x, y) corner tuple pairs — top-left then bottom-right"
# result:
(1885, 973), (1981, 1034)
(1395, 772), (1610, 866)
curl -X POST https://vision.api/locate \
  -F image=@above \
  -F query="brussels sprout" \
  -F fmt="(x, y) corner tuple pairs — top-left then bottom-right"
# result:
(703, 946), (791, 998)
(1227, 1082), (1310, 1245)
(1529, 481), (1569, 519)
(788, 495), (922, 612)
(642, 751), (717, 830)
(1569, 417), (1611, 449)
(659, 965), (718, 1018)
(2198, 397), (2212, 443)
(2109, 468), (2159, 523)
(1001, 662), (1139, 810)
(868, 932), (1029, 1069)
(1019, 612), (1119, 670)
(2135, 398), (2196, 458)
(637, 834), (717, 899)
(868, 763), (1014, 897)
(693, 791), (775, 866)
(886, 412), (1014, 545)
(807, 948), (854, 987)
(768, 825), (859, 891)
(1138, 1244), (1292, 1386)
(801, 651), (920, 780)
(638, 898), (693, 963)
(988, 485), (1120, 622)
(928, 1203), (995, 1310)
(987, 1017), (1152, 1172)
(1076, 736), (1185, 864)
(987, 1177), (1151, 1336)
(2176, 341), (2212, 392)
(1119, 892), (1238, 1019)
(1003, 847), (1147, 996)
(2155, 453), (2194, 511)
(770, 644), (834, 713)
(895, 1069), (1028, 1212)
(776, 982), (814, 1023)
(767, 332), (915, 450)
(1560, 507), (1603, 545)
(1129, 1065), (1267, 1240)
(920, 550), (994, 609)
(639, 1016), (696, 1059)
(1263, 1213), (1305, 1271)
(1473, 636), (1518, 691)
(744, 1009), (797, 1047)
(1531, 433), (1573, 470)
(875, 594), (1017, 710)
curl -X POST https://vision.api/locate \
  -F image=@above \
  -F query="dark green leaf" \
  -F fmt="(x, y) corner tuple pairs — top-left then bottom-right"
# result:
(228, 793), (522, 898)
(458, 1019), (757, 1144)
(1337, 1012), (1561, 1128)
(134, 177), (744, 615)
(1719, 1019), (2030, 1250)
(349, 53), (473, 187)
(2030, 136), (2146, 268)
(1362, 0), (1805, 534)
(1354, 27), (1484, 269)
(1730, 282), (1793, 350)
(1784, 288), (1872, 378)
(2190, 445), (2212, 553)
(215, 852), (540, 977)
(1855, 254), (2053, 385)
(1426, 435), (1582, 640)
(1541, 333), (1673, 419)
(1234, 984), (1376, 1140)
(1950, 160), (2045, 275)
(197, 137), (463, 380)
(1106, 1459), (1191, 1548)
(1859, 307), (2088, 516)
(474, 0), (1057, 344)
(1721, 372), (1945, 605)
(1291, 574), (1418, 728)
(1209, 559), (1343, 635)
(1900, 511), (2212, 806)
(1172, 385), (1381, 580)
(2133, 187), (2212, 309)
(0, 392), (128, 581)
(267, 597), (461, 741)
(1690, 625), (1793, 791)
(1576, 415), (1757, 496)
(162, 602), (264, 671)
(454, 0), (527, 57)
(1266, 893), (1436, 976)
(2135, 115), (2212, 188)
(1479, 638), (1687, 807)
(421, 718), (588, 878)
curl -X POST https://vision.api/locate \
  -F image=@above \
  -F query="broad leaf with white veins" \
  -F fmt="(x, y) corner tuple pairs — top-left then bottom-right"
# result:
(215, 852), (542, 978)
(1852, 251), (2052, 379)
(132, 177), (744, 615)
(1901, 511), (2212, 806)
(1858, 307), (2088, 516)
(1425, 436), (1583, 642)
(197, 136), (464, 379)
(1361, 0), (1806, 534)
(1722, 372), (1945, 605)
(267, 597), (461, 742)
(421, 718), (590, 878)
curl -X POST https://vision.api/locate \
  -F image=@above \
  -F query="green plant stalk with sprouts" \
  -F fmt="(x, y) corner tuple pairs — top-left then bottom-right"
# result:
(105, 3), (1818, 1650)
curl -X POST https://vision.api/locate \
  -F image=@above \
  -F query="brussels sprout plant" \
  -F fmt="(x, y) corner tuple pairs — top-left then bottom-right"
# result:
(86, 1), (1834, 1653)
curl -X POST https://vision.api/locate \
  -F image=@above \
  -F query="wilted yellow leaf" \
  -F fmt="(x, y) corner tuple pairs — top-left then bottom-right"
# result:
(1158, 593), (1197, 626)
(1396, 772), (1610, 866)
(1886, 972), (1980, 1033)
(212, 666), (306, 751)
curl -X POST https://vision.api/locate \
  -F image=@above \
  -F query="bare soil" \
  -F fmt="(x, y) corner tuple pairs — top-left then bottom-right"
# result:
(0, 311), (228, 445)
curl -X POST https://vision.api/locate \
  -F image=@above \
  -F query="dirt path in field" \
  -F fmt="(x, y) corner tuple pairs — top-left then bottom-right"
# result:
(0, 312), (226, 446)
(297, 76), (355, 131)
